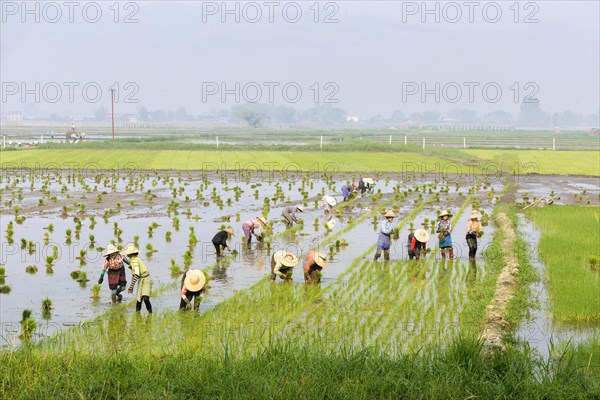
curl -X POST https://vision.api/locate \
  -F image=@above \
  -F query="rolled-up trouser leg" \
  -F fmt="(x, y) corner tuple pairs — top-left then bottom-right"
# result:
(374, 249), (382, 260)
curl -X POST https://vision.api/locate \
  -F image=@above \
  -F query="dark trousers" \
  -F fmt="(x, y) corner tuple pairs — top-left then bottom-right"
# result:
(466, 234), (478, 258)
(136, 296), (152, 313)
(179, 290), (201, 310)
(212, 240), (222, 256)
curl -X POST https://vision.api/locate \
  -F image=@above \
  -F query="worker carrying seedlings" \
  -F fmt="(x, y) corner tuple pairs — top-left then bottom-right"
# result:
(270, 250), (299, 283)
(436, 210), (454, 259)
(121, 244), (152, 314)
(212, 227), (234, 257)
(242, 217), (267, 245)
(179, 269), (206, 311)
(97, 244), (129, 303)
(466, 210), (482, 262)
(282, 206), (304, 228)
(341, 182), (357, 201)
(303, 249), (328, 284)
(408, 229), (429, 260)
(322, 195), (337, 222)
(374, 211), (396, 261)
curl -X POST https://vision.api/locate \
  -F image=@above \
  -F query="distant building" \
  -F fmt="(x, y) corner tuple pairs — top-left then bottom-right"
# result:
(7, 112), (23, 121)
(127, 115), (138, 123)
(346, 116), (359, 123)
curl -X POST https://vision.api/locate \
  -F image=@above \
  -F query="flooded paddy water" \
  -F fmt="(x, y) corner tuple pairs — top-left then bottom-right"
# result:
(0, 169), (596, 351)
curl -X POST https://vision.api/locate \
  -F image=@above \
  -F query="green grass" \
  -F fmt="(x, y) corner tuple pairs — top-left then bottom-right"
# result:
(464, 149), (600, 176)
(1, 336), (597, 399)
(527, 206), (600, 324)
(3, 147), (599, 175)
(1, 149), (453, 173)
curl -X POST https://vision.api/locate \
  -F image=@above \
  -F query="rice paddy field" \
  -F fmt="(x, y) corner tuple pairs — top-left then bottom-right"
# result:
(1, 147), (599, 398)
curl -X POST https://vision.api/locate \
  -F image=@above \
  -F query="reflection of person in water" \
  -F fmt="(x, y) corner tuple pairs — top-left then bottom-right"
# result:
(466, 261), (477, 300)
(212, 258), (230, 281)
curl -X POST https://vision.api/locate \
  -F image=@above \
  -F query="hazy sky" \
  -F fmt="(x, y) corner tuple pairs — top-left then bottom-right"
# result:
(1, 1), (598, 118)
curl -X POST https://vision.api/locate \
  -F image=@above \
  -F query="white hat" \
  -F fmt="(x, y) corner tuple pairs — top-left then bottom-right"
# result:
(324, 196), (337, 207)
(184, 269), (206, 291)
(104, 244), (119, 256)
(414, 229), (430, 243)
(364, 178), (374, 185)
(296, 206), (304, 212)
(279, 252), (299, 267)
(313, 251), (328, 268)
(325, 220), (337, 230)
(384, 211), (396, 218)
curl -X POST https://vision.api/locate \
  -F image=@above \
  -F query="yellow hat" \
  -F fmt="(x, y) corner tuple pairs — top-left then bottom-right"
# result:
(184, 269), (206, 292)
(120, 243), (139, 256)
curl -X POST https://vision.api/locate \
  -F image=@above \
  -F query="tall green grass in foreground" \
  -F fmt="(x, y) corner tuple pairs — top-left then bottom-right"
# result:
(527, 206), (600, 324)
(1, 335), (598, 399)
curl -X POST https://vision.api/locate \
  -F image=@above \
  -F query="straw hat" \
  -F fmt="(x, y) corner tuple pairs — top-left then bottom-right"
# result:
(414, 229), (430, 243)
(324, 196), (337, 207)
(439, 210), (453, 218)
(184, 269), (206, 292)
(226, 228), (234, 236)
(120, 243), (139, 256)
(364, 178), (374, 185)
(104, 244), (119, 256)
(313, 251), (328, 268)
(280, 252), (299, 267)
(256, 217), (267, 225)
(296, 206), (304, 212)
(469, 210), (481, 220)
(325, 220), (337, 230)
(384, 210), (396, 218)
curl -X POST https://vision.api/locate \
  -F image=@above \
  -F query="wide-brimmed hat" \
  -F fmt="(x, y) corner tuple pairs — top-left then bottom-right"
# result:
(364, 178), (374, 185)
(313, 251), (328, 268)
(414, 229), (430, 243)
(184, 269), (206, 291)
(120, 243), (139, 256)
(324, 196), (337, 207)
(384, 211), (396, 218)
(469, 210), (481, 220)
(325, 220), (337, 230)
(296, 206), (304, 212)
(226, 228), (234, 236)
(104, 244), (119, 256)
(256, 217), (267, 225)
(280, 252), (299, 267)
(439, 210), (453, 218)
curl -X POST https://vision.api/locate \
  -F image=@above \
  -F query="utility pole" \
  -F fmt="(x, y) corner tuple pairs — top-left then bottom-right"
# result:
(111, 88), (115, 140)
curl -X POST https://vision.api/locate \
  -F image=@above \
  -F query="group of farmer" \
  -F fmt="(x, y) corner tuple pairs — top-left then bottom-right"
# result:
(341, 177), (374, 201)
(374, 209), (483, 262)
(97, 177), (483, 314)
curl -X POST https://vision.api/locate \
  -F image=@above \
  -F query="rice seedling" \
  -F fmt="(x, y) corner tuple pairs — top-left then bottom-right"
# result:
(91, 284), (102, 301)
(528, 206), (600, 323)
(19, 309), (36, 340)
(91, 284), (101, 300)
(25, 265), (38, 274)
(0, 285), (11, 294)
(588, 256), (600, 271)
(41, 297), (53, 312)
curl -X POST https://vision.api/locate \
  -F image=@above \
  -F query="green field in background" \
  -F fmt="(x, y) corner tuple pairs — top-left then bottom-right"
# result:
(1, 149), (599, 176)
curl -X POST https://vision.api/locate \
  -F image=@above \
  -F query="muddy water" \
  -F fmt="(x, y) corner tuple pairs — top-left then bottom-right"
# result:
(515, 214), (600, 358)
(519, 176), (600, 206)
(1, 172), (416, 347)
